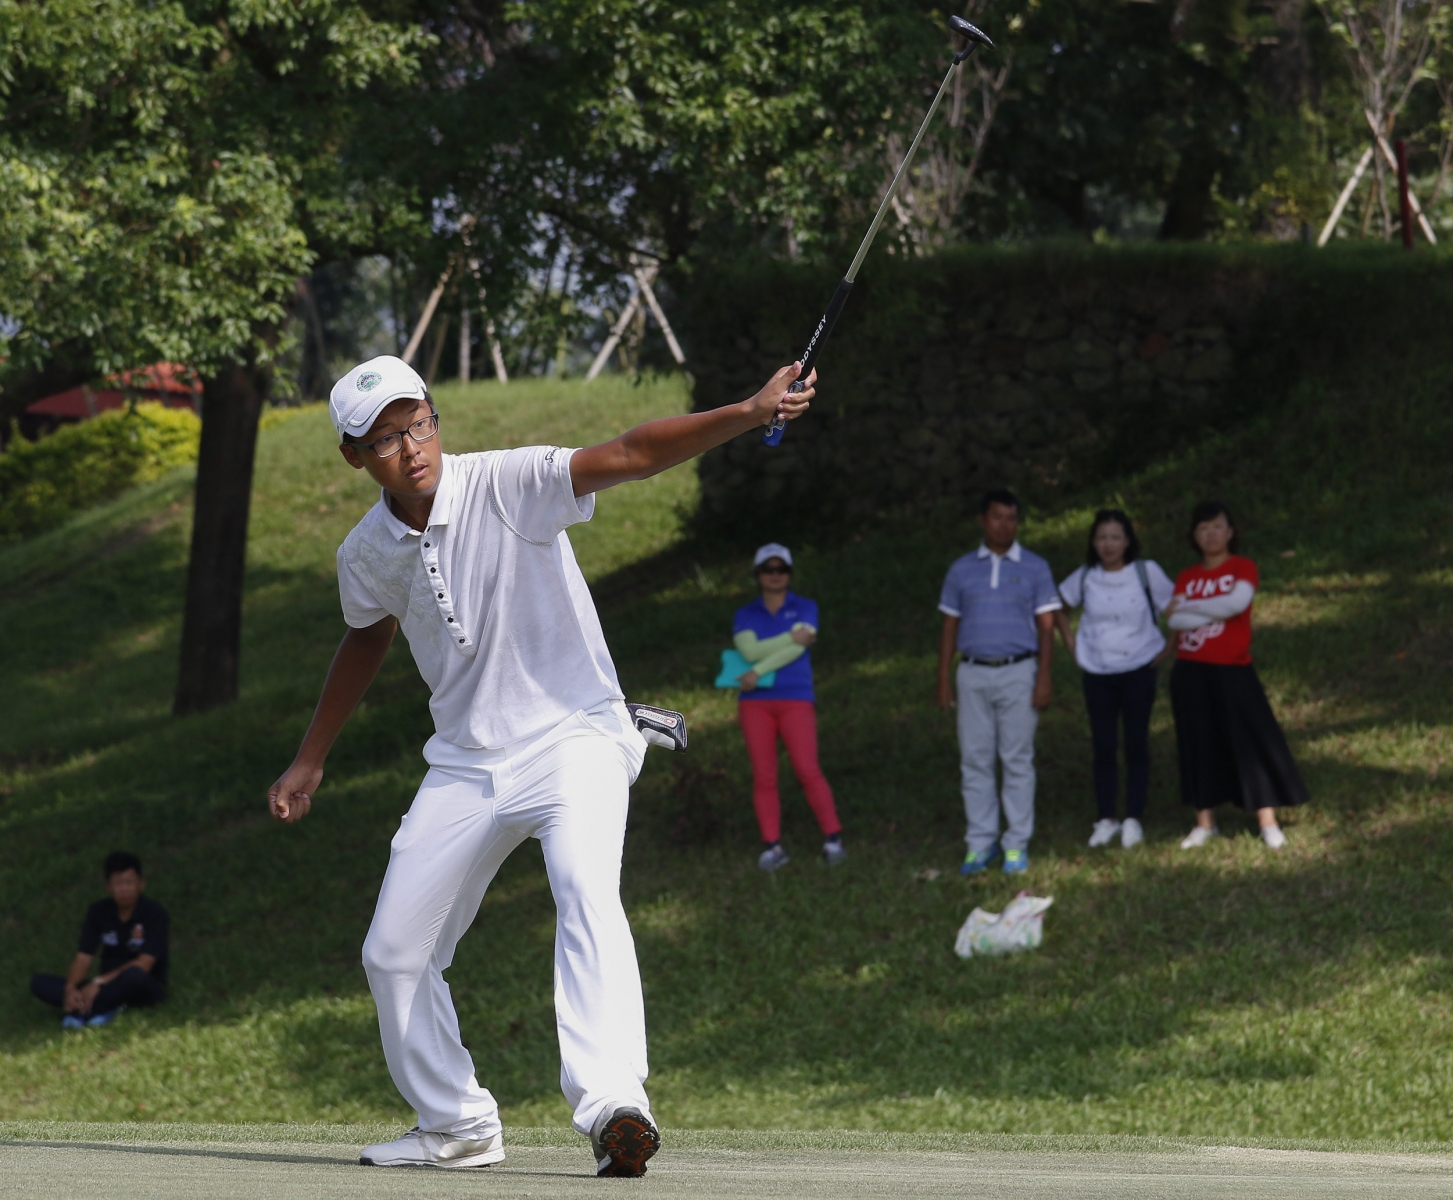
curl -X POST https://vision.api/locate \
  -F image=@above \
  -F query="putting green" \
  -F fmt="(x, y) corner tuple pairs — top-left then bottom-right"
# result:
(3, 1125), (1451, 1198)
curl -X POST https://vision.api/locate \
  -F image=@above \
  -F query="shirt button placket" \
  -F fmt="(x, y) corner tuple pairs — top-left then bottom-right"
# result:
(422, 529), (468, 648)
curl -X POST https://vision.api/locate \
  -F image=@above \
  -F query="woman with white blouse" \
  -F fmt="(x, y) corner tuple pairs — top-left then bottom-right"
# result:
(1055, 510), (1175, 849)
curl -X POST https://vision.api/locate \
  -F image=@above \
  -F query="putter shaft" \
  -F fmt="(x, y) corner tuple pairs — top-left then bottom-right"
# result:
(764, 42), (982, 446)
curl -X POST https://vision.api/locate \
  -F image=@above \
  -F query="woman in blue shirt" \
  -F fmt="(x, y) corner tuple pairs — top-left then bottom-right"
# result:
(732, 543), (845, 871)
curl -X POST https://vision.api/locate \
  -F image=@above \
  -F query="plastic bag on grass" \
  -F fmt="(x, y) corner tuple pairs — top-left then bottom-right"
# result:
(954, 891), (1053, 958)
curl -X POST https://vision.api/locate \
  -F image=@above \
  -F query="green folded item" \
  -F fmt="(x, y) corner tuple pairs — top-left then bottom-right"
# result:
(715, 649), (775, 689)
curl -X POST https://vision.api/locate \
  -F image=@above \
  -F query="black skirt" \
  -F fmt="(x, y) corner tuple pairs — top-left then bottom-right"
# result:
(1170, 659), (1308, 812)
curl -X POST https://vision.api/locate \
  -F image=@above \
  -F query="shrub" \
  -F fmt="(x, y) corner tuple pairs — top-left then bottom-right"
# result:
(680, 243), (1453, 530)
(0, 403), (201, 540)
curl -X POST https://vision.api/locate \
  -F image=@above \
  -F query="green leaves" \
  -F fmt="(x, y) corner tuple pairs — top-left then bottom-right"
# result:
(0, 0), (431, 384)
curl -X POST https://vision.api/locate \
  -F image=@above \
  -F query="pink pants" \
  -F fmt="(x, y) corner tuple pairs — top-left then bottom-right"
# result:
(738, 700), (841, 843)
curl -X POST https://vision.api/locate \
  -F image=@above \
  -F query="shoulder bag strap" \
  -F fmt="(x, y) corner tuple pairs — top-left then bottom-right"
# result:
(1134, 559), (1158, 621)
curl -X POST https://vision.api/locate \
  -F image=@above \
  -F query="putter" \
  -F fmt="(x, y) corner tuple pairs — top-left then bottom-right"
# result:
(764, 15), (994, 446)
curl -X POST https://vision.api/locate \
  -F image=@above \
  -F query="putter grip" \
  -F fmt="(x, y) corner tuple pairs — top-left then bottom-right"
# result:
(763, 277), (854, 446)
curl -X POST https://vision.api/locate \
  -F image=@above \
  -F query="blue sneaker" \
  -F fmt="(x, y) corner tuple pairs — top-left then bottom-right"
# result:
(61, 1015), (84, 1031)
(959, 844), (1001, 876)
(1003, 848), (1029, 874)
(85, 1010), (118, 1028)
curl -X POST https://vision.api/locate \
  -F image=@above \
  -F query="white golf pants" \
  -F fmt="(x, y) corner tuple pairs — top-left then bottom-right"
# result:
(361, 704), (652, 1139)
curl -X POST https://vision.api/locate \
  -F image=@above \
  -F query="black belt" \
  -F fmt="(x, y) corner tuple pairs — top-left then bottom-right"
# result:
(962, 651), (1035, 667)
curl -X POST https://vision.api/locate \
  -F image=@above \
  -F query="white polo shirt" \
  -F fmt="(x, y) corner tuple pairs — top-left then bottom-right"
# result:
(336, 447), (623, 749)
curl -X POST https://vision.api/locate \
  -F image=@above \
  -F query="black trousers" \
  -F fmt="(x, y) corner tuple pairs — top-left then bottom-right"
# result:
(31, 966), (166, 1015)
(1081, 664), (1158, 821)
(1170, 658), (1308, 812)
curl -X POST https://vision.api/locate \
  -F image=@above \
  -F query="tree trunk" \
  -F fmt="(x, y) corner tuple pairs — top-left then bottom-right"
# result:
(172, 347), (272, 716)
(1159, 141), (1219, 240)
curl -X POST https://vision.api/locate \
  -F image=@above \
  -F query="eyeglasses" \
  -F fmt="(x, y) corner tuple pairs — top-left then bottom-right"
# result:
(352, 412), (439, 459)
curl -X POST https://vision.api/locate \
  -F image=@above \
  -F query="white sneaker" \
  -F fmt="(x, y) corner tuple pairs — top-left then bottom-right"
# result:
(1262, 824), (1287, 850)
(758, 844), (790, 871)
(823, 838), (848, 867)
(360, 1126), (505, 1169)
(1121, 818), (1144, 849)
(1179, 825), (1218, 850)
(1088, 819), (1122, 848)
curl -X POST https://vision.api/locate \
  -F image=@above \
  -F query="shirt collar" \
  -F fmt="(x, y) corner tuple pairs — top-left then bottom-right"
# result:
(754, 590), (796, 614)
(375, 454), (455, 541)
(977, 541), (1022, 563)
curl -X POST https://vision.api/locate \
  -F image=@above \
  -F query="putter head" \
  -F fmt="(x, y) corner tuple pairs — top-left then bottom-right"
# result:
(948, 16), (994, 49)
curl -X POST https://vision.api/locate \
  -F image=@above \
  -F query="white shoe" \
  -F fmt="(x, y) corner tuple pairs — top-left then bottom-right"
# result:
(360, 1126), (505, 1169)
(823, 838), (848, 867)
(1121, 818), (1144, 849)
(1262, 824), (1286, 850)
(758, 844), (790, 871)
(1088, 819), (1122, 848)
(1179, 825), (1218, 849)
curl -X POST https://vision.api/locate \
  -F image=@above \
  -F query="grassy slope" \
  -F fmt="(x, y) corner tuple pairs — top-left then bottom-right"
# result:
(1, 363), (1452, 1142)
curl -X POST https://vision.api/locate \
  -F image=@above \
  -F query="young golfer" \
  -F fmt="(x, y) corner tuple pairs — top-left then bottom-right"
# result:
(267, 354), (814, 1176)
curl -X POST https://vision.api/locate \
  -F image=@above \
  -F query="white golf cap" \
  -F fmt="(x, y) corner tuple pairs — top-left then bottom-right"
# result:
(329, 355), (428, 440)
(753, 542), (793, 568)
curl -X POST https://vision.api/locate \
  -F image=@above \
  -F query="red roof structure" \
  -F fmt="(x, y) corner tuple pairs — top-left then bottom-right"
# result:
(23, 363), (200, 431)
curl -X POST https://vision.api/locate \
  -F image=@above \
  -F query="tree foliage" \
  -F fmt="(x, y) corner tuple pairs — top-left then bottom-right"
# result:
(0, 0), (430, 383)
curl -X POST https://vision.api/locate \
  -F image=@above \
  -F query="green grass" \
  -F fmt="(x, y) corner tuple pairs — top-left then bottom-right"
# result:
(2, 363), (1453, 1143)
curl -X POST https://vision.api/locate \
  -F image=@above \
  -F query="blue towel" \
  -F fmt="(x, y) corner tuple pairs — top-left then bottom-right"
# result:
(715, 649), (775, 689)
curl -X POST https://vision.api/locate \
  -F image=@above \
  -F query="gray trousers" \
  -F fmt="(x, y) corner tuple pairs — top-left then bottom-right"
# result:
(956, 658), (1039, 853)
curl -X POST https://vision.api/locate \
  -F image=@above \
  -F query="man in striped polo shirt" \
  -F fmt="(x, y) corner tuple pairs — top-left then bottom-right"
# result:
(936, 489), (1062, 876)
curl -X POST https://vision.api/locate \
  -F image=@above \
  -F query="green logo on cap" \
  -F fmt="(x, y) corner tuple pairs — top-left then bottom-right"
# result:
(356, 371), (383, 392)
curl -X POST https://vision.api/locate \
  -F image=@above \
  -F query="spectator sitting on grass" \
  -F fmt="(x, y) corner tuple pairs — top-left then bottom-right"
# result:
(30, 851), (169, 1030)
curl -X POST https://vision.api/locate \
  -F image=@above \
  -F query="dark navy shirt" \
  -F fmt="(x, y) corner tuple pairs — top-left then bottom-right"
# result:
(732, 592), (819, 703)
(938, 542), (1062, 659)
(80, 896), (170, 985)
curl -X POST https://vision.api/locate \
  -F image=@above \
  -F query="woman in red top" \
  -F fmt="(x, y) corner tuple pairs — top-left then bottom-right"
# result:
(1166, 501), (1307, 850)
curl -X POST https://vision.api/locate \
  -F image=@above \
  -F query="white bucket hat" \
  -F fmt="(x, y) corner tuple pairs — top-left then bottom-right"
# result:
(753, 542), (793, 569)
(329, 355), (428, 440)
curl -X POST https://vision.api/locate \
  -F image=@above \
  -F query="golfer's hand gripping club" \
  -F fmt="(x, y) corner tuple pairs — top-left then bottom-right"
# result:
(764, 16), (993, 447)
(764, 278), (853, 446)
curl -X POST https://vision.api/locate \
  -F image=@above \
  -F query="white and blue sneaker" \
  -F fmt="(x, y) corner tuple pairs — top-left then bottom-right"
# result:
(758, 844), (790, 872)
(822, 837), (847, 867)
(360, 1126), (505, 1169)
(85, 1010), (119, 1028)
(960, 844), (1001, 876)
(61, 1015), (84, 1031)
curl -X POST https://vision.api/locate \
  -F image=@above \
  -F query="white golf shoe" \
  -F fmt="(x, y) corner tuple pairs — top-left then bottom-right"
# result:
(1179, 825), (1218, 850)
(359, 1126), (505, 1169)
(1261, 824), (1287, 850)
(1120, 818), (1144, 849)
(1088, 819), (1122, 848)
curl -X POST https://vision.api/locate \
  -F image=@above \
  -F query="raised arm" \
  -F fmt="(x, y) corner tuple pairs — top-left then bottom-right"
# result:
(569, 364), (814, 496)
(268, 617), (398, 823)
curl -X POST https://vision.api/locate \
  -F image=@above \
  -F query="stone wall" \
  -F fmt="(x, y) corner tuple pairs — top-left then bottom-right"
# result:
(676, 245), (1437, 529)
